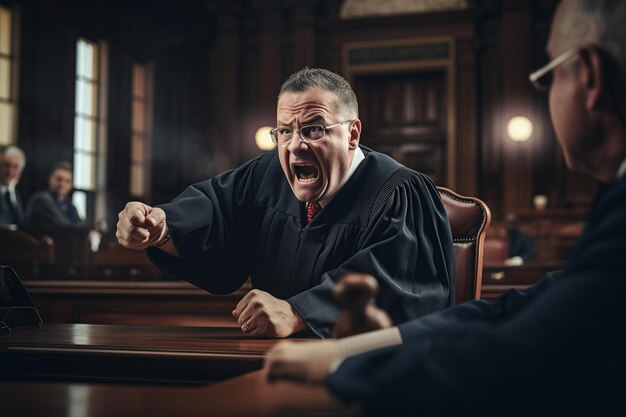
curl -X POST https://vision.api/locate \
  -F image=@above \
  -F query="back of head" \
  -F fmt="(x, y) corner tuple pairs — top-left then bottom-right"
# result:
(551, 0), (626, 181)
(279, 68), (359, 119)
(557, 0), (626, 79)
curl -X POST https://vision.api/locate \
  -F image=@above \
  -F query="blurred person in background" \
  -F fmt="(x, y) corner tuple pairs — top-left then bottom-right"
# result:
(26, 161), (81, 226)
(0, 146), (26, 228)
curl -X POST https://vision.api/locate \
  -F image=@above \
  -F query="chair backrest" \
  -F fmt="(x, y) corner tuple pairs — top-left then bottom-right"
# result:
(437, 187), (491, 304)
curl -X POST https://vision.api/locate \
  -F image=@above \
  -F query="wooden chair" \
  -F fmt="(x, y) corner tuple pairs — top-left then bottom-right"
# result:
(437, 187), (491, 304)
(0, 229), (55, 279)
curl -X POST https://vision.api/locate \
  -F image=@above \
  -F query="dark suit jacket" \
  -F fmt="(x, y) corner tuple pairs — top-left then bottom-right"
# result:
(0, 188), (24, 227)
(25, 191), (81, 226)
(327, 174), (626, 416)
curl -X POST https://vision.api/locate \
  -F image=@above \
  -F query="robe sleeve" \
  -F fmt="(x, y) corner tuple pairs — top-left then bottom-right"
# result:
(398, 269), (562, 344)
(327, 273), (622, 415)
(147, 156), (263, 295)
(288, 173), (455, 339)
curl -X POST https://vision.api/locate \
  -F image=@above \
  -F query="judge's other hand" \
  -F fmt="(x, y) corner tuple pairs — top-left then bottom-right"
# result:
(232, 289), (307, 338)
(116, 201), (167, 250)
(264, 340), (340, 383)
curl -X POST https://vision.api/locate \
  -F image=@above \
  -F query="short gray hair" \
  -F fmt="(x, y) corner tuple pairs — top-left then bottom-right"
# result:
(561, 0), (626, 77)
(279, 68), (359, 119)
(2, 145), (26, 169)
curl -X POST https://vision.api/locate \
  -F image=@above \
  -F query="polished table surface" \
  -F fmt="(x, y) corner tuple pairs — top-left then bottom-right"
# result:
(0, 323), (296, 383)
(1, 370), (360, 417)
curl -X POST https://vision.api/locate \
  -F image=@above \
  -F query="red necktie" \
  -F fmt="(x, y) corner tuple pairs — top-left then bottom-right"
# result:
(307, 202), (321, 223)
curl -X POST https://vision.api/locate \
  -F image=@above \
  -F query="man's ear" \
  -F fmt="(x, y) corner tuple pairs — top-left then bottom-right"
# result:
(578, 45), (605, 112)
(348, 119), (361, 150)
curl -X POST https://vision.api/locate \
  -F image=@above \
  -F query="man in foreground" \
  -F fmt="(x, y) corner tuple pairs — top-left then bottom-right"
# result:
(264, 1), (626, 414)
(117, 68), (455, 339)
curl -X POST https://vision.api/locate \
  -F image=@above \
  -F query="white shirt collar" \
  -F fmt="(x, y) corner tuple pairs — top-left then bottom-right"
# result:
(0, 183), (15, 194)
(617, 157), (626, 180)
(315, 146), (365, 208)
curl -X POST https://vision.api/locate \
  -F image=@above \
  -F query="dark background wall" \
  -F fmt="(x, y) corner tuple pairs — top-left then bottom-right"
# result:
(3, 0), (598, 233)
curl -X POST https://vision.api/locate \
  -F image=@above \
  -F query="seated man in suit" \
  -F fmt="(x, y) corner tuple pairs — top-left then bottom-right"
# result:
(0, 146), (26, 228)
(25, 161), (81, 226)
(117, 68), (455, 339)
(264, 0), (626, 414)
(504, 212), (537, 265)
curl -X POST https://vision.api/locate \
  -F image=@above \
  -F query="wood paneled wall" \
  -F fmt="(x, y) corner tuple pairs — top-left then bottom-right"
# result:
(9, 0), (598, 231)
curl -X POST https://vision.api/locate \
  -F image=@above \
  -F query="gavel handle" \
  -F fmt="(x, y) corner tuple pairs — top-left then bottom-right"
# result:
(332, 304), (393, 338)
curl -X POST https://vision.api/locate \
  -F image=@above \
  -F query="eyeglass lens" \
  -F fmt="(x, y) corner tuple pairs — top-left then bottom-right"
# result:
(274, 125), (325, 144)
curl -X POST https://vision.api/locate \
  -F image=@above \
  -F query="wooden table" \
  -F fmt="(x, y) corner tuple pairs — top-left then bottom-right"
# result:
(0, 324), (293, 383)
(1, 370), (360, 417)
(25, 280), (248, 327)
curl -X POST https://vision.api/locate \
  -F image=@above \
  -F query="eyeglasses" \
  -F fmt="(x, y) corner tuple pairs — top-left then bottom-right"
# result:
(529, 47), (579, 91)
(269, 120), (353, 146)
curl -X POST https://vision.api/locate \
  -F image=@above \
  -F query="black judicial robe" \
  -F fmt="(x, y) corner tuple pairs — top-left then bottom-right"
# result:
(326, 173), (626, 415)
(148, 148), (455, 338)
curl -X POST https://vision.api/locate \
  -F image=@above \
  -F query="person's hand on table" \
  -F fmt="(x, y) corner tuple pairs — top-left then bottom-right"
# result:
(233, 289), (307, 338)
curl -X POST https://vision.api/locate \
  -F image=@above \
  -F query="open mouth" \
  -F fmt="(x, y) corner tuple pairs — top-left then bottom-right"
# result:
(293, 164), (319, 183)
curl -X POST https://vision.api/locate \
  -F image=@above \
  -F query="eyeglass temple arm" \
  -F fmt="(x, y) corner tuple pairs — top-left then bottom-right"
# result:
(529, 47), (579, 82)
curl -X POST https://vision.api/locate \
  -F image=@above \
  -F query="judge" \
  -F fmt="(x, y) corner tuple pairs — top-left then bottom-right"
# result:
(117, 68), (455, 338)
(264, 1), (626, 414)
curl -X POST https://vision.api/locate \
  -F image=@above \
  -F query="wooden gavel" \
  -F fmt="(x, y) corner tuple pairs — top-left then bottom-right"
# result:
(331, 273), (393, 339)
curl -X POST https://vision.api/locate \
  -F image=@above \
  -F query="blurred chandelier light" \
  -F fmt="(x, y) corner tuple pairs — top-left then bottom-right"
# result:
(507, 116), (533, 142)
(255, 126), (276, 151)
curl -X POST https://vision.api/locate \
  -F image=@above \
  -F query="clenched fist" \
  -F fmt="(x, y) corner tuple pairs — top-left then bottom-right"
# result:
(116, 202), (173, 252)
